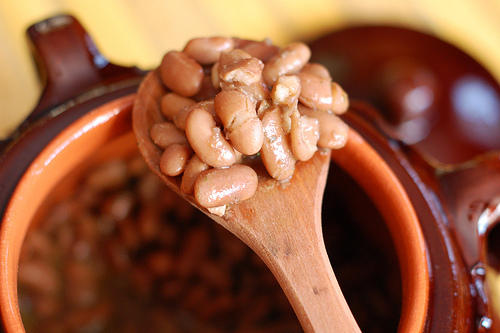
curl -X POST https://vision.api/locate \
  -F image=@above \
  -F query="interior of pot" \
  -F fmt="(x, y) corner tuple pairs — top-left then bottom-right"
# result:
(0, 95), (428, 332)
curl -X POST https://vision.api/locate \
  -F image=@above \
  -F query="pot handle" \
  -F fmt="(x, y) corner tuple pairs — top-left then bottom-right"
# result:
(0, 14), (144, 152)
(438, 153), (500, 331)
(25, 14), (144, 123)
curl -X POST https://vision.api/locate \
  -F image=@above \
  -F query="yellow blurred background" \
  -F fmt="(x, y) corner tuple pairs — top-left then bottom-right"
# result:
(1, 0), (500, 138)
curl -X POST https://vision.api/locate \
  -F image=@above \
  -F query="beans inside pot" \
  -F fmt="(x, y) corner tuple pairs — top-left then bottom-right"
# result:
(18, 153), (401, 332)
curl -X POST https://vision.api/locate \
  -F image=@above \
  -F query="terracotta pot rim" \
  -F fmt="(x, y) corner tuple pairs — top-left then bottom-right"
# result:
(0, 94), (429, 332)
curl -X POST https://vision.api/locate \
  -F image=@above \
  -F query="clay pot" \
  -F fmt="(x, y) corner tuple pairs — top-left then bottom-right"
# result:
(0, 14), (497, 333)
(309, 26), (500, 332)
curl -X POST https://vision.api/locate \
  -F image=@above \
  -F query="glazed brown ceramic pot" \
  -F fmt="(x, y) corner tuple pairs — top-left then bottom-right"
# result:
(309, 26), (500, 332)
(0, 15), (497, 333)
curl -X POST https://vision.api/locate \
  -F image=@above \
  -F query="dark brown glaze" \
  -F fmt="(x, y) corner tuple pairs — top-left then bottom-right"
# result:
(0, 15), (145, 224)
(342, 102), (476, 332)
(308, 26), (500, 332)
(308, 25), (500, 165)
(2, 15), (500, 333)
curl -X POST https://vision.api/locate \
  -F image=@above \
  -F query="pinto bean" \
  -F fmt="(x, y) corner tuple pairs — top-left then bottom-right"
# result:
(160, 93), (196, 120)
(260, 106), (296, 181)
(183, 37), (235, 65)
(263, 42), (311, 86)
(173, 100), (217, 131)
(239, 38), (280, 62)
(331, 81), (350, 114)
(159, 143), (193, 176)
(214, 89), (263, 155)
(180, 155), (210, 195)
(298, 104), (349, 149)
(211, 62), (221, 89)
(160, 51), (204, 97)
(298, 72), (333, 111)
(300, 62), (331, 79)
(219, 57), (264, 86)
(150, 122), (188, 149)
(219, 49), (252, 68)
(185, 107), (236, 168)
(271, 74), (301, 113)
(194, 165), (258, 208)
(290, 111), (320, 161)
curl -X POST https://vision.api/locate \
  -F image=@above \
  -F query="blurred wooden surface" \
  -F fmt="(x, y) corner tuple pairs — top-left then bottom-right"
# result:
(1, 0), (500, 137)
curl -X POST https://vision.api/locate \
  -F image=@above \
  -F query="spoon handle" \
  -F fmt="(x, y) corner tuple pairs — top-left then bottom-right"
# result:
(269, 228), (361, 333)
(216, 151), (361, 333)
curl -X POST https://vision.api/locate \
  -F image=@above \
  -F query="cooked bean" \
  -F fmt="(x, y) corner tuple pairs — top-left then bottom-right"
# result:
(180, 154), (210, 195)
(65, 261), (99, 308)
(298, 71), (333, 111)
(239, 38), (280, 62)
(214, 89), (263, 155)
(260, 106), (296, 181)
(176, 226), (211, 278)
(19, 155), (306, 332)
(85, 159), (128, 191)
(298, 104), (349, 149)
(159, 51), (204, 97)
(195, 74), (219, 101)
(290, 111), (320, 161)
(194, 165), (258, 208)
(185, 107), (236, 168)
(263, 42), (311, 86)
(18, 259), (61, 295)
(159, 143), (193, 176)
(173, 100), (218, 131)
(220, 89), (256, 118)
(218, 49), (270, 100)
(219, 49), (252, 68)
(137, 205), (161, 242)
(331, 81), (350, 114)
(160, 93), (196, 120)
(227, 117), (264, 156)
(219, 57), (264, 86)
(211, 62), (221, 89)
(150, 122), (188, 149)
(300, 62), (331, 79)
(146, 251), (174, 277)
(271, 74), (301, 114)
(183, 37), (235, 65)
(220, 79), (270, 102)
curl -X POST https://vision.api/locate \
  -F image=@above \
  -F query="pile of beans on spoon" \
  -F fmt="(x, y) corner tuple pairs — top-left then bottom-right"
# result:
(150, 37), (350, 215)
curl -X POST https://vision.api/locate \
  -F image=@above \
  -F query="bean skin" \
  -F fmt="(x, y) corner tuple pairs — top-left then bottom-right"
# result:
(150, 122), (188, 149)
(214, 90), (263, 155)
(180, 155), (210, 195)
(160, 51), (204, 97)
(194, 165), (258, 208)
(298, 72), (333, 111)
(298, 104), (349, 149)
(159, 143), (193, 176)
(271, 74), (301, 114)
(173, 100), (218, 131)
(290, 111), (320, 161)
(219, 57), (264, 86)
(260, 106), (296, 181)
(263, 42), (311, 86)
(183, 37), (235, 65)
(160, 93), (196, 120)
(185, 107), (237, 168)
(300, 63), (331, 79)
(331, 81), (350, 115)
(239, 38), (280, 62)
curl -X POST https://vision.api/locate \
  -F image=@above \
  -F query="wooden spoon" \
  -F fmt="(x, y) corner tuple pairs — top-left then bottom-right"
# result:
(133, 69), (361, 333)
